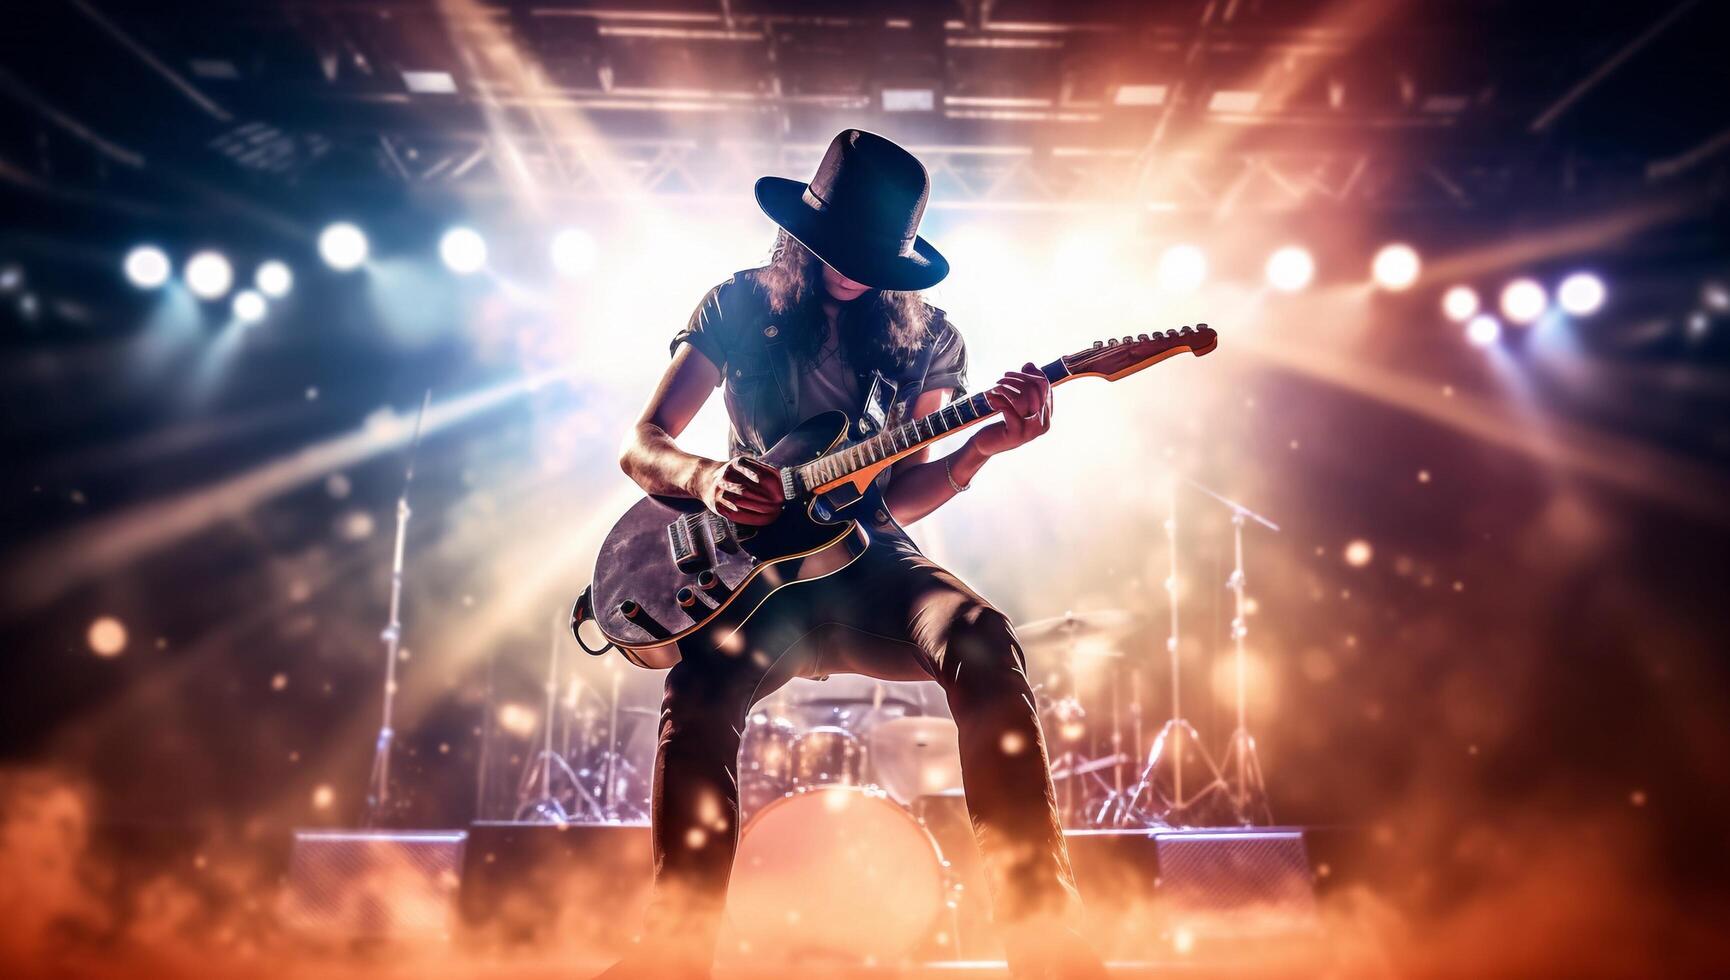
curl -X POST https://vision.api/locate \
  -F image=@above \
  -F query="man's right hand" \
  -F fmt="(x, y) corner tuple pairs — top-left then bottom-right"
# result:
(697, 455), (785, 526)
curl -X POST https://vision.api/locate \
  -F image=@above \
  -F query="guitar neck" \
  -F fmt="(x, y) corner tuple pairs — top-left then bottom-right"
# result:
(793, 357), (1071, 496)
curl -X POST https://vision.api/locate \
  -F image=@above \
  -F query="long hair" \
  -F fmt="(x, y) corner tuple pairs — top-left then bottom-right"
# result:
(755, 230), (933, 373)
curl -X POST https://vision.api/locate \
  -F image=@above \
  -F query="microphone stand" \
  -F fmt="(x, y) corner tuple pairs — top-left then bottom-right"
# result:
(1187, 479), (1280, 826)
(363, 390), (432, 828)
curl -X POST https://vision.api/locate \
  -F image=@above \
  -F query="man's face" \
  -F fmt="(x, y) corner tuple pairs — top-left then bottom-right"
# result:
(820, 261), (870, 302)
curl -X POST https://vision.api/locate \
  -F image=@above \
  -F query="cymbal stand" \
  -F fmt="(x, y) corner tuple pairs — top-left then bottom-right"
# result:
(1123, 479), (1230, 826)
(1189, 480), (1280, 826)
(589, 661), (650, 823)
(1044, 616), (1121, 828)
(363, 390), (430, 828)
(515, 615), (600, 823)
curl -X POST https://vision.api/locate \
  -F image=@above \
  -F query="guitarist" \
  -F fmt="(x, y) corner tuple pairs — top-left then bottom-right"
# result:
(609, 130), (1103, 979)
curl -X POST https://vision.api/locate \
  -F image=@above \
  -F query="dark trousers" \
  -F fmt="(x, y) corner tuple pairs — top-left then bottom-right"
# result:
(643, 541), (1081, 962)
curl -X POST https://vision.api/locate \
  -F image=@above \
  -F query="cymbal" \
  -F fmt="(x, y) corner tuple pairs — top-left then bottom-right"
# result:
(1015, 609), (1137, 652)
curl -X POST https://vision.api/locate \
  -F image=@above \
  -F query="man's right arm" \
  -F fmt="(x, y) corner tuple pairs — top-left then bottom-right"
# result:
(618, 345), (784, 524)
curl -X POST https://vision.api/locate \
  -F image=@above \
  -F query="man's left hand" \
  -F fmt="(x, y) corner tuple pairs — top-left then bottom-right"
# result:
(975, 362), (1053, 457)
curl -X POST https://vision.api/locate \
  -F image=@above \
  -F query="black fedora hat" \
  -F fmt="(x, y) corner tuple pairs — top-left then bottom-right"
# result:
(755, 129), (949, 292)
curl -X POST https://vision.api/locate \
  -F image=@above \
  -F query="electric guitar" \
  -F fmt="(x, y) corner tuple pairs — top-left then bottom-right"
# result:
(571, 324), (1218, 669)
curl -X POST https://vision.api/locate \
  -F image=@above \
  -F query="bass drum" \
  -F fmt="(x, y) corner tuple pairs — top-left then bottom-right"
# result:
(727, 786), (947, 962)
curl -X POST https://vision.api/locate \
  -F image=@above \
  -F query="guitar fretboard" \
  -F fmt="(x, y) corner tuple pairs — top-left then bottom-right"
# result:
(794, 358), (1069, 493)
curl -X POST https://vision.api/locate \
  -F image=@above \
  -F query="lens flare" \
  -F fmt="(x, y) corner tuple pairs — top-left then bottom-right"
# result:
(255, 260), (293, 298)
(124, 246), (171, 289)
(87, 616), (127, 657)
(1556, 272), (1606, 316)
(1371, 243), (1421, 291)
(440, 226), (488, 275)
(1442, 285), (1480, 322)
(184, 251), (234, 300)
(1156, 244), (1207, 294)
(1265, 246), (1315, 292)
(1466, 314), (1502, 347)
(551, 228), (599, 278)
(318, 222), (369, 271)
(231, 290), (267, 323)
(1499, 278), (1547, 325)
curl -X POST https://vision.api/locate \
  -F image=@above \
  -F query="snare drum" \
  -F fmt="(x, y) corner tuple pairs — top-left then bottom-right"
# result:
(790, 726), (865, 787)
(728, 786), (947, 961)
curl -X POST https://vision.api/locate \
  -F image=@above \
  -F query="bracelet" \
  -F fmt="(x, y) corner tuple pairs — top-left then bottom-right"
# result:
(944, 456), (970, 493)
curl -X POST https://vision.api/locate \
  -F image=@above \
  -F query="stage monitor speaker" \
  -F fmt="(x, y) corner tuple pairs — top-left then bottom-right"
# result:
(1153, 828), (1317, 931)
(458, 821), (652, 952)
(1066, 827), (1317, 958)
(280, 829), (467, 941)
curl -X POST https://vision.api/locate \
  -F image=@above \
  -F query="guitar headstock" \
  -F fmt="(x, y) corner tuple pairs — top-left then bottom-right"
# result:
(1062, 323), (1217, 382)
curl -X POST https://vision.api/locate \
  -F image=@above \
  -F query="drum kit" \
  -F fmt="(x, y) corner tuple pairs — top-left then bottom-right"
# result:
(511, 478), (1279, 961)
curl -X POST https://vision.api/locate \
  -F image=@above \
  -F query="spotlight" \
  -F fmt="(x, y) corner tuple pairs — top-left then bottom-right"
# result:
(319, 222), (369, 271)
(184, 250), (234, 300)
(1371, 243), (1421, 292)
(232, 289), (267, 323)
(1156, 244), (1207, 294)
(1265, 246), (1314, 292)
(1466, 314), (1501, 347)
(1441, 285), (1480, 323)
(1499, 278), (1547, 325)
(1556, 272), (1605, 317)
(440, 226), (487, 275)
(551, 228), (598, 279)
(255, 260), (293, 298)
(124, 246), (172, 289)
(0, 264), (21, 293)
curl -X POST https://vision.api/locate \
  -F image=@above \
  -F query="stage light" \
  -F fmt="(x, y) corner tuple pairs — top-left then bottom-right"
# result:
(1499, 278), (1547, 325)
(1556, 272), (1605, 316)
(1156, 244), (1207, 294)
(124, 246), (172, 289)
(255, 260), (293, 298)
(1466, 314), (1501, 347)
(1371, 243), (1421, 292)
(401, 70), (457, 94)
(184, 250), (234, 300)
(319, 222), (368, 271)
(551, 228), (598, 278)
(87, 616), (127, 657)
(1441, 285), (1479, 322)
(232, 289), (267, 323)
(881, 87), (936, 112)
(440, 226), (487, 275)
(1265, 246), (1314, 292)
(1703, 281), (1729, 312)
(1114, 84), (1167, 107)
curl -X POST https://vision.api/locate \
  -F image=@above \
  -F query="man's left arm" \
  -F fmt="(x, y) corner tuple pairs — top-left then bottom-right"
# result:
(883, 362), (1052, 525)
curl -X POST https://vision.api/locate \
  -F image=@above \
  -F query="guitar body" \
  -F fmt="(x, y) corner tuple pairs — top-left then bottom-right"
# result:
(587, 411), (873, 669)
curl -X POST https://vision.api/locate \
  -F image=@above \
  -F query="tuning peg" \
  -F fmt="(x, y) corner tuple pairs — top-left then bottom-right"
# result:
(1196, 322), (1209, 330)
(1122, 335), (1133, 344)
(1180, 325), (1193, 334)
(1136, 333), (1149, 341)
(1093, 340), (1104, 349)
